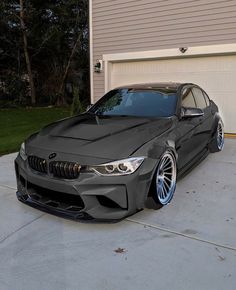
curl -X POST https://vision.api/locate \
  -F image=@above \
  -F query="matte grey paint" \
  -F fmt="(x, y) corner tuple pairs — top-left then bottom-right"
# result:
(27, 116), (173, 161)
(15, 82), (221, 220)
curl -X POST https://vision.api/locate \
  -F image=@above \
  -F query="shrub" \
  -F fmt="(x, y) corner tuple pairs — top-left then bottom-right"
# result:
(70, 86), (84, 116)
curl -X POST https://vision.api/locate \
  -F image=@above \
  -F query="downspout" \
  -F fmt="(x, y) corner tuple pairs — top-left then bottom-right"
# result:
(89, 0), (94, 104)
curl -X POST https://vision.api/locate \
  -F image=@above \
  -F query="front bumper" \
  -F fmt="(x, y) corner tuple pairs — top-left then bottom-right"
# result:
(15, 154), (157, 221)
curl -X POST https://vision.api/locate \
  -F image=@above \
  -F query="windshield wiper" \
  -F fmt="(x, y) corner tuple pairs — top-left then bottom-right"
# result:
(86, 111), (100, 125)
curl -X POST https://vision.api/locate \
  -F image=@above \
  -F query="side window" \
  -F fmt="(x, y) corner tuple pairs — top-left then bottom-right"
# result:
(203, 91), (210, 107)
(192, 87), (207, 109)
(181, 87), (196, 108)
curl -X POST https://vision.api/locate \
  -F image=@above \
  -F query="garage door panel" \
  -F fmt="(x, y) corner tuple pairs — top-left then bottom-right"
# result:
(111, 55), (236, 133)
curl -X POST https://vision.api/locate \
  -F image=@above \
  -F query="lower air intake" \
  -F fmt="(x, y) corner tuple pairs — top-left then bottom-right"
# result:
(27, 182), (85, 211)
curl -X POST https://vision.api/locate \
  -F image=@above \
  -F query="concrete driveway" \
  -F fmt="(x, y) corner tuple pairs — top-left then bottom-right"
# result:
(0, 139), (235, 290)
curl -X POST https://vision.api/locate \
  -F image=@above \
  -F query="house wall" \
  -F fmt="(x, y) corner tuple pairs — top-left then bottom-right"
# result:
(91, 0), (236, 102)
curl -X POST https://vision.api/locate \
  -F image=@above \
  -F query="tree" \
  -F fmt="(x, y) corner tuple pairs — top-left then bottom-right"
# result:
(19, 0), (36, 104)
(0, 0), (89, 107)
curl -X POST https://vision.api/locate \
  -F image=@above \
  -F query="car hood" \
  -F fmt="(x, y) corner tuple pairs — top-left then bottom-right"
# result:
(26, 114), (173, 162)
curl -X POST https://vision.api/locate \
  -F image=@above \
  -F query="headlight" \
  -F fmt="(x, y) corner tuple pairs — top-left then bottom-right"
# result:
(88, 157), (145, 176)
(19, 142), (27, 161)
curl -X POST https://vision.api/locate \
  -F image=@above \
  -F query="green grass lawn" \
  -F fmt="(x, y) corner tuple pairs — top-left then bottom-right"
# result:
(0, 107), (70, 156)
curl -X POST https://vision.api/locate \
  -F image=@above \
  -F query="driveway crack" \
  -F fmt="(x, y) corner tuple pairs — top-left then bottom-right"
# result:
(126, 218), (236, 252)
(0, 184), (16, 190)
(0, 214), (44, 244)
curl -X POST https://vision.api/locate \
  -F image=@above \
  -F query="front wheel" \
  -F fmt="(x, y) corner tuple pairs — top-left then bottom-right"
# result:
(152, 151), (177, 206)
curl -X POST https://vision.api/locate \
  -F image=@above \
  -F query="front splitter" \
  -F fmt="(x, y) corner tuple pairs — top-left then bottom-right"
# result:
(16, 191), (124, 223)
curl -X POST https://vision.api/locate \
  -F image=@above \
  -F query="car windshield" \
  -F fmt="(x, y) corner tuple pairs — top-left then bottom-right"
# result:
(89, 88), (177, 117)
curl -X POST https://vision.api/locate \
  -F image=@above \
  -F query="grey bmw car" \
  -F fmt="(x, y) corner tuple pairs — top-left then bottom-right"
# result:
(15, 82), (224, 221)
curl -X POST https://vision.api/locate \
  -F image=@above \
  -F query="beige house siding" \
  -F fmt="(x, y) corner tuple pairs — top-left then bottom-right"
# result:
(92, 0), (236, 102)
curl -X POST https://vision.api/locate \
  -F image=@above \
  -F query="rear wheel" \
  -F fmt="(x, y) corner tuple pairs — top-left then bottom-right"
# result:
(153, 151), (177, 206)
(209, 120), (224, 152)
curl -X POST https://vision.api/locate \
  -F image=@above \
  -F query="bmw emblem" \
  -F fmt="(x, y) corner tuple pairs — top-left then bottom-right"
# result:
(49, 153), (57, 159)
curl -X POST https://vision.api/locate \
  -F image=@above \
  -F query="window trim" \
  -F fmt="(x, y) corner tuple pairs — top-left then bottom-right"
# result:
(202, 90), (211, 107)
(191, 86), (208, 110)
(180, 85), (197, 108)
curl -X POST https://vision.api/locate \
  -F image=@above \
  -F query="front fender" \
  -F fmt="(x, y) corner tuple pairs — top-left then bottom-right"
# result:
(131, 127), (178, 163)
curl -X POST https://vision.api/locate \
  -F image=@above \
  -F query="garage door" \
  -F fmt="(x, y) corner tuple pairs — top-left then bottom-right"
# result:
(110, 55), (236, 133)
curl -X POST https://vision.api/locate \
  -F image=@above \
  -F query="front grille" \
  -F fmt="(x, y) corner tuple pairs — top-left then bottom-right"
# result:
(28, 155), (81, 179)
(49, 161), (81, 179)
(28, 155), (47, 174)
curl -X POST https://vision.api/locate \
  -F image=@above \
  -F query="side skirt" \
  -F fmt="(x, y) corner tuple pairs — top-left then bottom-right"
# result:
(177, 148), (209, 180)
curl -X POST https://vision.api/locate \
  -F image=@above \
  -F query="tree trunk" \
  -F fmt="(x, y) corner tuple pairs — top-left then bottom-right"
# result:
(56, 34), (81, 106)
(19, 0), (36, 105)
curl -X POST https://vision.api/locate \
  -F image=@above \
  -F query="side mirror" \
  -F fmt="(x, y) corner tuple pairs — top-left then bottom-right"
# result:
(181, 107), (204, 118)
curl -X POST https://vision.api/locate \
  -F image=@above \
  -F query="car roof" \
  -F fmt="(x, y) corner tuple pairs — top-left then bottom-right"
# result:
(115, 82), (194, 91)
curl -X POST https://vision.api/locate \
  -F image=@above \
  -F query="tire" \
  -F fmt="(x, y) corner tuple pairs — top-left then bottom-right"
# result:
(152, 151), (177, 207)
(209, 119), (224, 153)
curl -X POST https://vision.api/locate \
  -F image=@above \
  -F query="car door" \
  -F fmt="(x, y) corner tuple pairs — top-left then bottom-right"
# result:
(191, 86), (213, 151)
(175, 86), (205, 170)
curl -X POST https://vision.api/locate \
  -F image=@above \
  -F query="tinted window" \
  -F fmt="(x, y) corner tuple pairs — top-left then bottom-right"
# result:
(181, 87), (196, 108)
(90, 89), (177, 117)
(192, 87), (207, 109)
